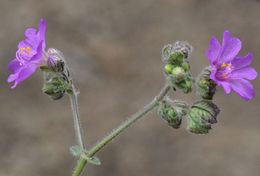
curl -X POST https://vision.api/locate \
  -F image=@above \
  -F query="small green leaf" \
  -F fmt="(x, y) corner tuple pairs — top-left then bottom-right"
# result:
(70, 146), (81, 157)
(81, 154), (101, 165)
(42, 83), (54, 95)
(66, 88), (73, 95)
(40, 65), (51, 72)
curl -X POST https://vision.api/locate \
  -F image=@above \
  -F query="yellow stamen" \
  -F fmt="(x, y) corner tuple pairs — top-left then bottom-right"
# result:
(222, 75), (228, 78)
(19, 47), (30, 54)
(221, 62), (226, 68)
(25, 47), (30, 54)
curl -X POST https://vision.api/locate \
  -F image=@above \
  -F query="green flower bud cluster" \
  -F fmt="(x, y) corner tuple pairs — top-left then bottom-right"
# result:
(158, 99), (188, 129)
(187, 100), (220, 134)
(158, 43), (221, 134)
(41, 49), (74, 100)
(162, 42), (193, 94)
(42, 75), (73, 100)
(196, 67), (217, 100)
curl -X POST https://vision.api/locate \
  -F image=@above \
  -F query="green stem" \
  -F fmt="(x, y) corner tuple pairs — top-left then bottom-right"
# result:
(69, 84), (86, 151)
(72, 84), (170, 176)
(73, 157), (87, 176)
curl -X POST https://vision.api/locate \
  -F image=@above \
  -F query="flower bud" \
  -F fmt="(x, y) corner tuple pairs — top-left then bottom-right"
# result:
(42, 76), (67, 100)
(47, 55), (65, 72)
(182, 61), (190, 72)
(167, 74), (193, 93)
(187, 100), (220, 134)
(47, 48), (64, 58)
(196, 67), (216, 100)
(164, 64), (174, 74)
(173, 41), (193, 59)
(175, 76), (193, 93)
(158, 102), (182, 129)
(167, 52), (184, 66)
(172, 67), (185, 81)
(162, 44), (173, 61)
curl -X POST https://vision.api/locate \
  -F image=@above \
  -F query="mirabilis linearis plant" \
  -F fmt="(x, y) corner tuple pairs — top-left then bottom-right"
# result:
(7, 19), (257, 176)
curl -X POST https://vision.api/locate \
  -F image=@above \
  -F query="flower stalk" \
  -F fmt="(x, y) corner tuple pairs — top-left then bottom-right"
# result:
(72, 84), (170, 176)
(69, 83), (86, 151)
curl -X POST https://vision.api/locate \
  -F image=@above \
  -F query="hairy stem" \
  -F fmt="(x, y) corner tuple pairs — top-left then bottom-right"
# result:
(73, 157), (87, 176)
(69, 84), (86, 151)
(72, 84), (170, 176)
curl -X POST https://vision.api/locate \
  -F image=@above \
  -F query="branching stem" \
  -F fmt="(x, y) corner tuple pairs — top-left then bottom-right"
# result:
(72, 84), (171, 176)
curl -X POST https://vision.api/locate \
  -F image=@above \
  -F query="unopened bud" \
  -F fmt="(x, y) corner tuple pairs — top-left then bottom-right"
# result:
(196, 67), (216, 100)
(175, 76), (193, 93)
(47, 55), (65, 72)
(158, 102), (182, 129)
(187, 100), (220, 134)
(167, 52), (184, 66)
(162, 44), (173, 61)
(173, 41), (193, 59)
(42, 76), (67, 100)
(47, 48), (64, 57)
(172, 67), (185, 81)
(164, 64), (174, 74)
(182, 61), (190, 72)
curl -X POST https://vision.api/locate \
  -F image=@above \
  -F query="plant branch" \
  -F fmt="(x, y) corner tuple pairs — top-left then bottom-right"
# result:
(72, 84), (171, 176)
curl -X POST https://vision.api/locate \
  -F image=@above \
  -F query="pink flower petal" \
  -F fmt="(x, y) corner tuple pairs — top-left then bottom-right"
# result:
(231, 66), (257, 80)
(8, 58), (21, 72)
(11, 64), (38, 89)
(24, 28), (39, 49)
(207, 37), (221, 65)
(30, 41), (44, 62)
(25, 28), (37, 39)
(8, 73), (19, 83)
(220, 81), (231, 94)
(219, 30), (241, 63)
(38, 19), (46, 49)
(232, 53), (253, 69)
(230, 79), (255, 101)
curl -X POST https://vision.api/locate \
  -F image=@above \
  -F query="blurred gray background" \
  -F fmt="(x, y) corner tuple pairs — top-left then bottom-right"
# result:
(0, 0), (260, 175)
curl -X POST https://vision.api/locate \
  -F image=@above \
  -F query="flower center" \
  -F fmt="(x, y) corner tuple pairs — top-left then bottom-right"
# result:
(20, 47), (31, 54)
(16, 46), (36, 65)
(216, 62), (234, 79)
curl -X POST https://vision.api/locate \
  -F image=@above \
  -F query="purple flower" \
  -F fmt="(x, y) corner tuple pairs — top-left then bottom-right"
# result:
(7, 19), (47, 88)
(207, 30), (257, 101)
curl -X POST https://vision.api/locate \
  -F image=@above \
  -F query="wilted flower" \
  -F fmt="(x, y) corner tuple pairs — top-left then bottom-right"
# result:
(207, 30), (257, 101)
(7, 19), (47, 88)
